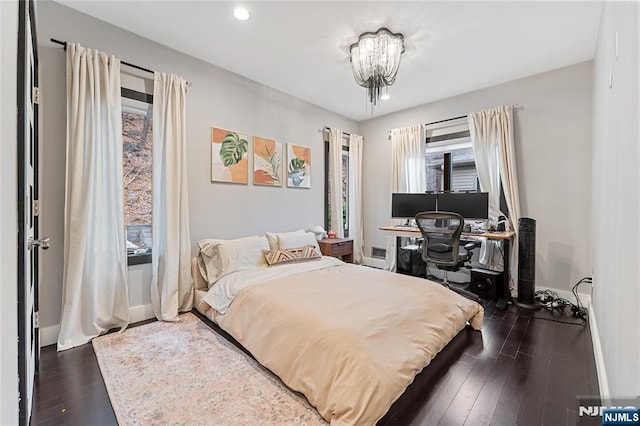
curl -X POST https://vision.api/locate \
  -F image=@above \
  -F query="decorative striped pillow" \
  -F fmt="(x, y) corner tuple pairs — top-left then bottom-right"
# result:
(263, 245), (321, 266)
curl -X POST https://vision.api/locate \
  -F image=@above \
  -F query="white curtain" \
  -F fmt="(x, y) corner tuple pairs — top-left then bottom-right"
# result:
(385, 125), (426, 270)
(58, 44), (129, 351)
(150, 72), (193, 321)
(496, 106), (521, 291)
(348, 133), (364, 263)
(494, 107), (521, 224)
(469, 105), (520, 289)
(328, 128), (344, 238)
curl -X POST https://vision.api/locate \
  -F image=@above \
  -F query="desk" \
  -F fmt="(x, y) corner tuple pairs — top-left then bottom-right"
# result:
(379, 226), (514, 241)
(379, 226), (515, 307)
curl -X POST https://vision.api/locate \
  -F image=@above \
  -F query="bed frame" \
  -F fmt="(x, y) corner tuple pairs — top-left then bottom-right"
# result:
(190, 258), (482, 424)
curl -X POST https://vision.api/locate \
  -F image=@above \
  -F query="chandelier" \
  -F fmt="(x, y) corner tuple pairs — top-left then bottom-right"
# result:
(349, 28), (405, 109)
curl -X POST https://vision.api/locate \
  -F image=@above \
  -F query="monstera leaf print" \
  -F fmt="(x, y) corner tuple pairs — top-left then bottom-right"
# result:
(285, 144), (311, 188)
(219, 132), (248, 167)
(288, 157), (307, 187)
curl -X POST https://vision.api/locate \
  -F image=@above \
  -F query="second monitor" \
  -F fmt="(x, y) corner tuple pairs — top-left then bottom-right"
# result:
(391, 193), (437, 219)
(437, 192), (489, 219)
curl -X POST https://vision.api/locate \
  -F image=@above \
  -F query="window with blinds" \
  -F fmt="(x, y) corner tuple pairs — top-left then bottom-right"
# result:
(425, 119), (479, 193)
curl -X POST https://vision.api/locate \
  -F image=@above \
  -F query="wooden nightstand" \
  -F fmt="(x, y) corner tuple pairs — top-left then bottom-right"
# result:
(318, 238), (353, 263)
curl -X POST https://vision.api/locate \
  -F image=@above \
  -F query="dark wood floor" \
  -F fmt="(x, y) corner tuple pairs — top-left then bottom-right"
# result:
(31, 300), (600, 425)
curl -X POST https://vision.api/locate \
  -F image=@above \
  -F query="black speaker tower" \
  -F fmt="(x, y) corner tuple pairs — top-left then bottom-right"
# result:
(515, 217), (541, 310)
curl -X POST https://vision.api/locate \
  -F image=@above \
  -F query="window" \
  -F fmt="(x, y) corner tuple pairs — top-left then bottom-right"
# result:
(425, 125), (479, 193)
(324, 139), (350, 236)
(122, 89), (153, 265)
(425, 119), (510, 218)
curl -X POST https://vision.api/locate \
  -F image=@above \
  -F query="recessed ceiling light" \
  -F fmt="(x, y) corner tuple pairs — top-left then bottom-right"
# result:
(381, 93), (390, 101)
(234, 7), (250, 21)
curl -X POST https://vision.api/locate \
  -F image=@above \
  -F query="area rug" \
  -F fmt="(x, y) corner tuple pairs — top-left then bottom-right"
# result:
(92, 312), (326, 425)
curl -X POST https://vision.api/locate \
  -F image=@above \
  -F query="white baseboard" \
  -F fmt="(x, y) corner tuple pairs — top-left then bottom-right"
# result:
(39, 324), (60, 348)
(39, 303), (155, 348)
(361, 256), (388, 269)
(588, 305), (609, 399)
(129, 303), (155, 324)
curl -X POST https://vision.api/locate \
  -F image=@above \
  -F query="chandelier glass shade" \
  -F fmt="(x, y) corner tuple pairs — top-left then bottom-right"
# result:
(349, 28), (405, 109)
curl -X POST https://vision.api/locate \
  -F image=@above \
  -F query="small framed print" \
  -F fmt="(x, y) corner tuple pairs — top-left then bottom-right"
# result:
(211, 127), (248, 184)
(253, 136), (282, 186)
(286, 144), (311, 188)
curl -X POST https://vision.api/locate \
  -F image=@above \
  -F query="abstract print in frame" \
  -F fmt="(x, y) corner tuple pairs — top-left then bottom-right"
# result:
(211, 127), (249, 184)
(253, 136), (282, 186)
(286, 144), (311, 188)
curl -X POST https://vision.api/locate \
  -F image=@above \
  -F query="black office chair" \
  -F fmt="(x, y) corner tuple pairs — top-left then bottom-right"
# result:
(415, 211), (480, 302)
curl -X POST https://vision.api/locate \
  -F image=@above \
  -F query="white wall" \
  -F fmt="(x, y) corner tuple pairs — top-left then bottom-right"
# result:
(36, 1), (358, 342)
(0, 0), (20, 423)
(361, 62), (593, 294)
(591, 1), (639, 397)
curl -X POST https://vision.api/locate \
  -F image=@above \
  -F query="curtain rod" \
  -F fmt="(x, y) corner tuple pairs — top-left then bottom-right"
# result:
(320, 126), (351, 137)
(388, 104), (522, 140)
(51, 38), (154, 74)
(425, 115), (467, 127)
(50, 38), (191, 86)
(424, 104), (521, 127)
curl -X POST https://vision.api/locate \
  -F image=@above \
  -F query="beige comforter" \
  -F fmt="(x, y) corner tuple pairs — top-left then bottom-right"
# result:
(198, 260), (483, 426)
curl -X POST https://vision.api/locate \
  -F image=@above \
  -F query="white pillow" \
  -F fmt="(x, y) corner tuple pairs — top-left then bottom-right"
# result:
(197, 239), (226, 286)
(197, 236), (269, 286)
(217, 235), (270, 278)
(265, 229), (305, 251)
(277, 232), (321, 254)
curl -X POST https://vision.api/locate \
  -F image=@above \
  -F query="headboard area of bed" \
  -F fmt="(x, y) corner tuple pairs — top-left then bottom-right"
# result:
(191, 229), (327, 298)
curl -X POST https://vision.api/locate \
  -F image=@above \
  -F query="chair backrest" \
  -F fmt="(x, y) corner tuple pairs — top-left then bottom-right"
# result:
(415, 211), (465, 267)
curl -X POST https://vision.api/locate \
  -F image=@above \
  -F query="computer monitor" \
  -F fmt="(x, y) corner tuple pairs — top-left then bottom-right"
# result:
(391, 193), (437, 219)
(436, 192), (489, 219)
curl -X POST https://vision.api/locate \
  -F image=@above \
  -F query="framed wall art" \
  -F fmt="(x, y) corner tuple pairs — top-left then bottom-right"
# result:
(286, 144), (311, 188)
(211, 127), (248, 184)
(253, 136), (282, 186)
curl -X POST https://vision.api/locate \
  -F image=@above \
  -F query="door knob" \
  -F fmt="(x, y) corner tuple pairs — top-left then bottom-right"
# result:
(28, 237), (50, 250)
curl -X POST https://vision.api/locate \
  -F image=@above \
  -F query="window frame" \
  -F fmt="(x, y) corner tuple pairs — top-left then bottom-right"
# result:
(425, 129), (480, 193)
(324, 138), (350, 237)
(122, 87), (153, 266)
(425, 128), (510, 218)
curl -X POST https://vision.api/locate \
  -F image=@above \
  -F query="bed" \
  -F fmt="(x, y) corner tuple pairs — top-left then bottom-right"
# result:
(193, 233), (483, 425)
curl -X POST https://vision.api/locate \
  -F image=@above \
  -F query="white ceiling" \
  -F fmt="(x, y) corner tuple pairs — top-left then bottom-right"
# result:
(55, 1), (603, 121)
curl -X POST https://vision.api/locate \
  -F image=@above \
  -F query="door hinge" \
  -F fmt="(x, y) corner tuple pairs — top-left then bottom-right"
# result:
(32, 199), (40, 216)
(34, 311), (40, 329)
(33, 87), (40, 104)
